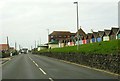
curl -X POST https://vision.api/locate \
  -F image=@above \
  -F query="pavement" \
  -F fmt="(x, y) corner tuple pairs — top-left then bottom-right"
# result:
(0, 57), (12, 64)
(1, 53), (119, 80)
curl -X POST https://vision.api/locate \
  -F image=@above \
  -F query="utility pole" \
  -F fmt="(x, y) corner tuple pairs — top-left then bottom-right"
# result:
(47, 29), (49, 49)
(37, 40), (39, 47)
(19, 45), (21, 50)
(35, 40), (36, 48)
(7, 36), (10, 52)
(74, 2), (79, 50)
(31, 46), (33, 50)
(40, 37), (41, 46)
(15, 42), (17, 50)
(47, 29), (49, 43)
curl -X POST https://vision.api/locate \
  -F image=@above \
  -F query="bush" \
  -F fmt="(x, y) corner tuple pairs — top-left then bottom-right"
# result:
(2, 50), (10, 58)
(12, 50), (19, 56)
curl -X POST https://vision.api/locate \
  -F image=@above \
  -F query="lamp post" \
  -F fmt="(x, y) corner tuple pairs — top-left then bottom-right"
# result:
(7, 36), (10, 52)
(74, 2), (79, 50)
(47, 29), (49, 49)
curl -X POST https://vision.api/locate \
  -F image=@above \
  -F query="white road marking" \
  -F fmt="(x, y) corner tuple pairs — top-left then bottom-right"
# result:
(32, 61), (35, 63)
(49, 78), (54, 81)
(28, 56), (47, 75)
(39, 68), (47, 75)
(1, 57), (13, 67)
(29, 57), (33, 61)
(35, 63), (39, 67)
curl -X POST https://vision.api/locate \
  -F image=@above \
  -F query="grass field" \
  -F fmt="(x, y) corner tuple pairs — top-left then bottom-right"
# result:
(39, 39), (120, 54)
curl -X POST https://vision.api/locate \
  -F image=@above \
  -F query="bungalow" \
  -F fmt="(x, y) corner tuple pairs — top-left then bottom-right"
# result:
(103, 30), (111, 41)
(75, 28), (86, 45)
(98, 31), (105, 42)
(117, 28), (120, 39)
(110, 27), (119, 40)
(70, 33), (76, 46)
(87, 33), (94, 43)
(93, 32), (99, 42)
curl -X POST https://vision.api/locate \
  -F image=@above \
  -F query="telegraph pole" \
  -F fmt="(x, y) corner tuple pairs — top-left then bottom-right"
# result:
(31, 46), (33, 50)
(15, 42), (17, 50)
(47, 29), (49, 49)
(35, 40), (36, 48)
(19, 45), (21, 50)
(47, 29), (49, 43)
(7, 36), (10, 52)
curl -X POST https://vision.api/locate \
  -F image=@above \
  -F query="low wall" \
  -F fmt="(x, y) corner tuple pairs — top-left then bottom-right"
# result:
(35, 52), (120, 74)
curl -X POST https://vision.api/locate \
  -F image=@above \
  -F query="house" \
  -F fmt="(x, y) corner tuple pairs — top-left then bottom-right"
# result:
(75, 28), (86, 45)
(0, 44), (9, 51)
(37, 45), (48, 51)
(98, 31), (105, 42)
(48, 42), (59, 49)
(49, 31), (75, 48)
(103, 30), (111, 41)
(110, 27), (119, 40)
(117, 28), (120, 39)
(66, 33), (76, 46)
(86, 33), (94, 43)
(92, 32), (99, 42)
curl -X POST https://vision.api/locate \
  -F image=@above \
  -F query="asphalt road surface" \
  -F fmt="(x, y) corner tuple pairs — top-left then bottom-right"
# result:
(2, 53), (119, 80)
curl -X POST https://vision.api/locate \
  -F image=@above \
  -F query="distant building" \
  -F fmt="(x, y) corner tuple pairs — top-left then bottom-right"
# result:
(98, 31), (105, 42)
(47, 27), (119, 49)
(49, 31), (75, 48)
(87, 33), (94, 43)
(0, 44), (9, 51)
(110, 27), (119, 40)
(103, 30), (111, 41)
(75, 28), (86, 45)
(37, 45), (48, 51)
(92, 32), (99, 42)
(117, 28), (120, 39)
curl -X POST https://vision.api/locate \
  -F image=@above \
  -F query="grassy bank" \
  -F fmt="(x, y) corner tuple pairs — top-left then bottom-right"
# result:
(39, 40), (119, 54)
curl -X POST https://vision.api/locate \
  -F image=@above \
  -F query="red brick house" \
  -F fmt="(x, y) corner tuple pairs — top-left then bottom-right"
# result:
(0, 44), (9, 51)
(48, 31), (75, 48)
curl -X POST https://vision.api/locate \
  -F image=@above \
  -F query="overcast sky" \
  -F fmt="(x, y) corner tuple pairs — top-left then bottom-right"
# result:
(0, 0), (119, 49)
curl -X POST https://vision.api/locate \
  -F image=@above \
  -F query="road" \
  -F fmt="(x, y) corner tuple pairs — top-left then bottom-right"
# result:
(2, 53), (119, 80)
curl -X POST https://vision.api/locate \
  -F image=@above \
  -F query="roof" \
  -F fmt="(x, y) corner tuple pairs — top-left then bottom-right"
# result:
(111, 27), (119, 34)
(77, 28), (86, 36)
(87, 33), (93, 39)
(117, 28), (120, 34)
(93, 32), (99, 38)
(38, 45), (48, 47)
(75, 28), (86, 39)
(70, 33), (76, 36)
(0, 44), (9, 50)
(98, 31), (105, 37)
(49, 31), (71, 36)
(104, 30), (111, 36)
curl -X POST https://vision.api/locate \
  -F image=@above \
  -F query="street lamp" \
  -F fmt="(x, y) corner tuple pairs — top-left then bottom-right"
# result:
(74, 2), (79, 50)
(47, 29), (49, 49)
